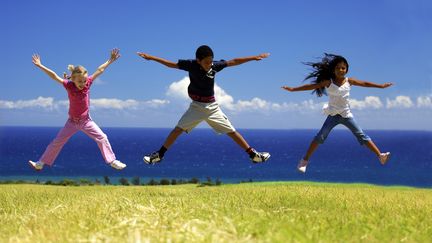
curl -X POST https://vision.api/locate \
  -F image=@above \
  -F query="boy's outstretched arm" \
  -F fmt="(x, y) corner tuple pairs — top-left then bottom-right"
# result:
(226, 53), (270, 67)
(349, 78), (393, 88)
(32, 54), (63, 84)
(92, 48), (121, 80)
(137, 52), (178, 69)
(282, 80), (330, 92)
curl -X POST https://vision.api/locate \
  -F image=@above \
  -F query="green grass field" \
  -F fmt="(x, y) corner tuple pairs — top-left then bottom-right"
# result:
(1, 182), (431, 242)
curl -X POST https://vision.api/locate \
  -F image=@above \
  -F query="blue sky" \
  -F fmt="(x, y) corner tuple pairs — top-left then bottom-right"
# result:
(1, 0), (431, 130)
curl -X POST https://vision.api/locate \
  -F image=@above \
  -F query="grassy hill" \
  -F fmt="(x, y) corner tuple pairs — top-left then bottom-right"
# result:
(1, 182), (431, 242)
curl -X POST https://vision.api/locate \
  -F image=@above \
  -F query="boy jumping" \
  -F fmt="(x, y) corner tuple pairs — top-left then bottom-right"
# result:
(137, 45), (271, 164)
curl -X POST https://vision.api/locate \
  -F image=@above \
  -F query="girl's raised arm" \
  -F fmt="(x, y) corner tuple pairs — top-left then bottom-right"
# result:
(92, 48), (121, 80)
(282, 80), (331, 92)
(32, 54), (63, 84)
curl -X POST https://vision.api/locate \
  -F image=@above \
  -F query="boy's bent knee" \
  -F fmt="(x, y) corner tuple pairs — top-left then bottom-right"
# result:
(173, 127), (185, 134)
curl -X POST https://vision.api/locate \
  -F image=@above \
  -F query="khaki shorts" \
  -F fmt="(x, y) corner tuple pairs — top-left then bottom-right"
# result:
(176, 101), (236, 134)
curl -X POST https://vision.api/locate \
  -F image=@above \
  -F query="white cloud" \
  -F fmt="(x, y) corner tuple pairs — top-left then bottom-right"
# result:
(57, 100), (69, 107)
(142, 99), (170, 108)
(1, 82), (430, 116)
(166, 76), (189, 100)
(90, 98), (170, 109)
(165, 77), (318, 112)
(90, 98), (139, 109)
(214, 85), (235, 110)
(232, 97), (270, 111)
(386, 96), (414, 109)
(0, 97), (169, 111)
(273, 100), (324, 112)
(417, 96), (432, 108)
(164, 77), (432, 113)
(350, 96), (383, 110)
(0, 96), (55, 110)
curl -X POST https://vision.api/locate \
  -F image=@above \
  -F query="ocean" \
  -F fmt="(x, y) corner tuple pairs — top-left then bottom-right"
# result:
(0, 127), (431, 187)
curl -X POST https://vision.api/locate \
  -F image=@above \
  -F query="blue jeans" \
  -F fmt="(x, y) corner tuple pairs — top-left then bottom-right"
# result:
(314, 115), (371, 145)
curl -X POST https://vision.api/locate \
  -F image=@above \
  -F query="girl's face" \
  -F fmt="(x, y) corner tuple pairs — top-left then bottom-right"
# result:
(71, 73), (87, 90)
(197, 56), (213, 72)
(334, 62), (348, 79)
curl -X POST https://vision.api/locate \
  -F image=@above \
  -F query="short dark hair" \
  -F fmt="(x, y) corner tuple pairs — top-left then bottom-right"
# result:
(195, 45), (214, 60)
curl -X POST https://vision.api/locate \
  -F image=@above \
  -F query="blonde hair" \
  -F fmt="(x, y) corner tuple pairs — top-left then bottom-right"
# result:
(67, 65), (88, 76)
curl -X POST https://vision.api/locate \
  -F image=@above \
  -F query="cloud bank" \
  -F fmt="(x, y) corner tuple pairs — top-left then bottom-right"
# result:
(1, 77), (431, 113)
(164, 77), (431, 112)
(0, 97), (169, 110)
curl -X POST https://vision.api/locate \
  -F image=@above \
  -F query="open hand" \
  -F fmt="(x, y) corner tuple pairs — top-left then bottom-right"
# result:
(282, 86), (295, 92)
(137, 52), (152, 60)
(63, 72), (70, 79)
(381, 82), (393, 88)
(256, 53), (270, 60)
(110, 48), (121, 62)
(32, 54), (41, 66)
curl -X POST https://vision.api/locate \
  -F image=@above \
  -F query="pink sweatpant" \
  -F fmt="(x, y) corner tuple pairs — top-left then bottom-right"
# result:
(40, 117), (116, 165)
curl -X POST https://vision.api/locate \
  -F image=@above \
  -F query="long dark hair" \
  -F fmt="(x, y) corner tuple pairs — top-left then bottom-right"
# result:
(303, 53), (349, 97)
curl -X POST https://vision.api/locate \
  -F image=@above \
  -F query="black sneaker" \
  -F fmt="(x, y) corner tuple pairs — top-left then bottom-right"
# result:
(143, 151), (163, 165)
(250, 150), (271, 163)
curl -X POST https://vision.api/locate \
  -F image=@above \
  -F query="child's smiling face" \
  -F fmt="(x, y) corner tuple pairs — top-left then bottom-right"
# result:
(334, 62), (348, 79)
(197, 56), (213, 72)
(71, 73), (87, 90)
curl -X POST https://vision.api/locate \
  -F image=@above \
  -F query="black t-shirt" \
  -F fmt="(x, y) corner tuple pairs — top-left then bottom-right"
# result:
(177, 59), (227, 97)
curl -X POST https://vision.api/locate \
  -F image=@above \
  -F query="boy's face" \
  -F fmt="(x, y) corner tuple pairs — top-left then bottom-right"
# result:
(334, 62), (348, 79)
(197, 56), (213, 72)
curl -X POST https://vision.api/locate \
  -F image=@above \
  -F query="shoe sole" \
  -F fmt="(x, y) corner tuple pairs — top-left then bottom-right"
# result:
(265, 154), (271, 161)
(28, 161), (42, 171)
(143, 156), (161, 165)
(111, 165), (126, 170)
(297, 167), (306, 173)
(143, 157), (152, 164)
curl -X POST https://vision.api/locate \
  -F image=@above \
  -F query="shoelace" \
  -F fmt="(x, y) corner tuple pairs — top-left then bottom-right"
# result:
(149, 153), (160, 164)
(252, 153), (267, 163)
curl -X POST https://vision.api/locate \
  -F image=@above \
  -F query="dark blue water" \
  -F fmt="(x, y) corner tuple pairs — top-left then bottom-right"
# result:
(0, 127), (431, 187)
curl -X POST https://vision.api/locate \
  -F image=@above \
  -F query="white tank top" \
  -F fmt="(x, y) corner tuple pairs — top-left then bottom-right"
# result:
(322, 77), (353, 118)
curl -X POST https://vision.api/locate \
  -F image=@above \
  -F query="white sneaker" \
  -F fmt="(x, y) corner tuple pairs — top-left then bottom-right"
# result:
(110, 160), (126, 170)
(28, 160), (44, 171)
(297, 159), (308, 173)
(143, 151), (163, 165)
(249, 149), (271, 163)
(379, 152), (391, 165)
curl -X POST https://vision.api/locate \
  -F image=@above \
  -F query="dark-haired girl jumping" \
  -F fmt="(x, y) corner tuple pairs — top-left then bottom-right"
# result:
(282, 54), (392, 173)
